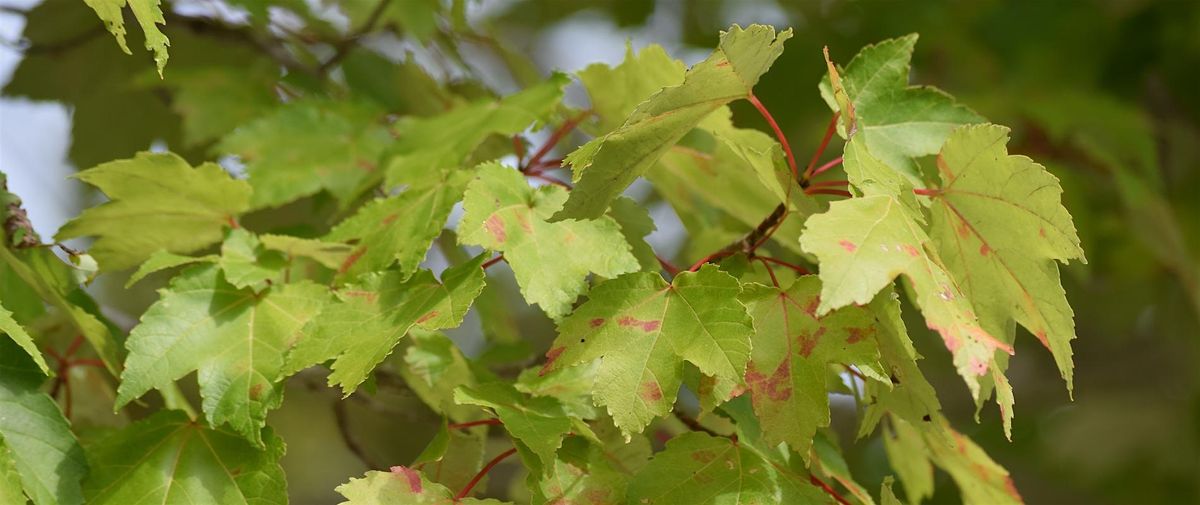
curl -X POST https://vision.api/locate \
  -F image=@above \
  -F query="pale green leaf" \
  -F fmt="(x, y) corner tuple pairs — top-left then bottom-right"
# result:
(542, 265), (752, 435)
(886, 416), (1023, 505)
(219, 228), (287, 291)
(883, 419), (934, 505)
(880, 476), (903, 505)
(577, 44), (686, 134)
(739, 277), (885, 456)
(800, 191), (1010, 400)
(259, 234), (354, 270)
(0, 338), (86, 505)
(286, 257), (486, 395)
(83, 411), (287, 505)
(410, 422), (487, 494)
(218, 99), (393, 209)
(926, 124), (1085, 399)
(83, 0), (170, 74)
(556, 24), (792, 220)
(0, 301), (49, 374)
(458, 163), (638, 319)
(117, 265), (330, 443)
(399, 329), (483, 423)
(0, 438), (25, 505)
(608, 197), (661, 272)
(820, 34), (982, 178)
(336, 466), (508, 505)
(125, 250), (218, 288)
(56, 151), (250, 271)
(538, 419), (650, 505)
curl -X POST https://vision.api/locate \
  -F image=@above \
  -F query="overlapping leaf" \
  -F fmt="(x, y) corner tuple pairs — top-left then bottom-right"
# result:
(286, 255), (486, 394)
(820, 34), (982, 178)
(56, 152), (251, 271)
(739, 277), (886, 455)
(0, 339), (86, 505)
(117, 265), (329, 443)
(0, 301), (48, 374)
(84, 0), (170, 74)
(459, 163), (638, 319)
(800, 140), (1011, 399)
(556, 24), (792, 220)
(83, 411), (287, 505)
(455, 382), (584, 470)
(542, 265), (753, 435)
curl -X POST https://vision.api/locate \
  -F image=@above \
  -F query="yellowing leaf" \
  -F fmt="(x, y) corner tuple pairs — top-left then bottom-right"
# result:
(117, 265), (329, 443)
(542, 265), (752, 435)
(926, 124), (1085, 400)
(56, 152), (250, 271)
(83, 0), (170, 75)
(336, 466), (509, 505)
(556, 24), (792, 220)
(459, 163), (638, 319)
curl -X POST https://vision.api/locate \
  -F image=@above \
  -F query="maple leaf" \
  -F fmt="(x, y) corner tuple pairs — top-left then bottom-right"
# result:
(116, 265), (329, 444)
(83, 411), (287, 505)
(555, 24), (792, 220)
(800, 144), (1012, 399)
(537, 418), (650, 505)
(625, 432), (827, 504)
(218, 99), (393, 209)
(577, 44), (686, 134)
(55, 151), (251, 271)
(83, 0), (170, 74)
(542, 265), (753, 435)
(925, 124), (1085, 398)
(258, 234), (355, 271)
(886, 416), (1023, 505)
(0, 339), (86, 505)
(125, 250), (217, 288)
(820, 34), (982, 178)
(455, 382), (586, 471)
(458, 163), (639, 319)
(399, 329), (485, 423)
(739, 277), (886, 456)
(336, 466), (508, 505)
(285, 255), (487, 395)
(219, 228), (288, 291)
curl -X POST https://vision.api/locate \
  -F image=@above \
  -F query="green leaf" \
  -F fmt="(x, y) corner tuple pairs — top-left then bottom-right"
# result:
(117, 265), (330, 443)
(556, 24), (792, 220)
(328, 169), (475, 279)
(125, 251), (218, 288)
(83, 0), (170, 74)
(458, 163), (638, 319)
(0, 338), (87, 505)
(857, 289), (941, 437)
(739, 276), (885, 456)
(218, 99), (393, 209)
(625, 432), (822, 504)
(883, 418), (933, 505)
(411, 421), (488, 494)
(56, 152), (250, 271)
(608, 197), (661, 272)
(0, 301), (49, 374)
(83, 411), (287, 505)
(286, 256), (486, 395)
(820, 34), (982, 178)
(336, 466), (509, 504)
(799, 188), (1011, 400)
(454, 382), (578, 470)
(384, 74), (569, 188)
(538, 419), (650, 504)
(219, 229), (288, 291)
(886, 416), (1023, 505)
(577, 44), (686, 134)
(542, 265), (753, 435)
(925, 124), (1085, 398)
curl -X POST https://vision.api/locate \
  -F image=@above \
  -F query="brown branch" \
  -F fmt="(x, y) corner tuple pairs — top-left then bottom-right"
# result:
(334, 401), (384, 471)
(673, 410), (725, 439)
(317, 0), (393, 75)
(447, 418), (501, 430)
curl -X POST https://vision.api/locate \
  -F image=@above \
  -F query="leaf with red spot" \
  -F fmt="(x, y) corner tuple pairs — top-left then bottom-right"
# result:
(284, 255), (486, 396)
(459, 163), (639, 319)
(336, 465), (510, 504)
(541, 265), (753, 436)
(739, 276), (886, 456)
(800, 143), (1011, 401)
(925, 125), (1085, 426)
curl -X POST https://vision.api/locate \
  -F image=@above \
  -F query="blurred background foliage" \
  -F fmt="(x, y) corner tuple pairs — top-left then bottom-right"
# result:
(1, 0), (1197, 503)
